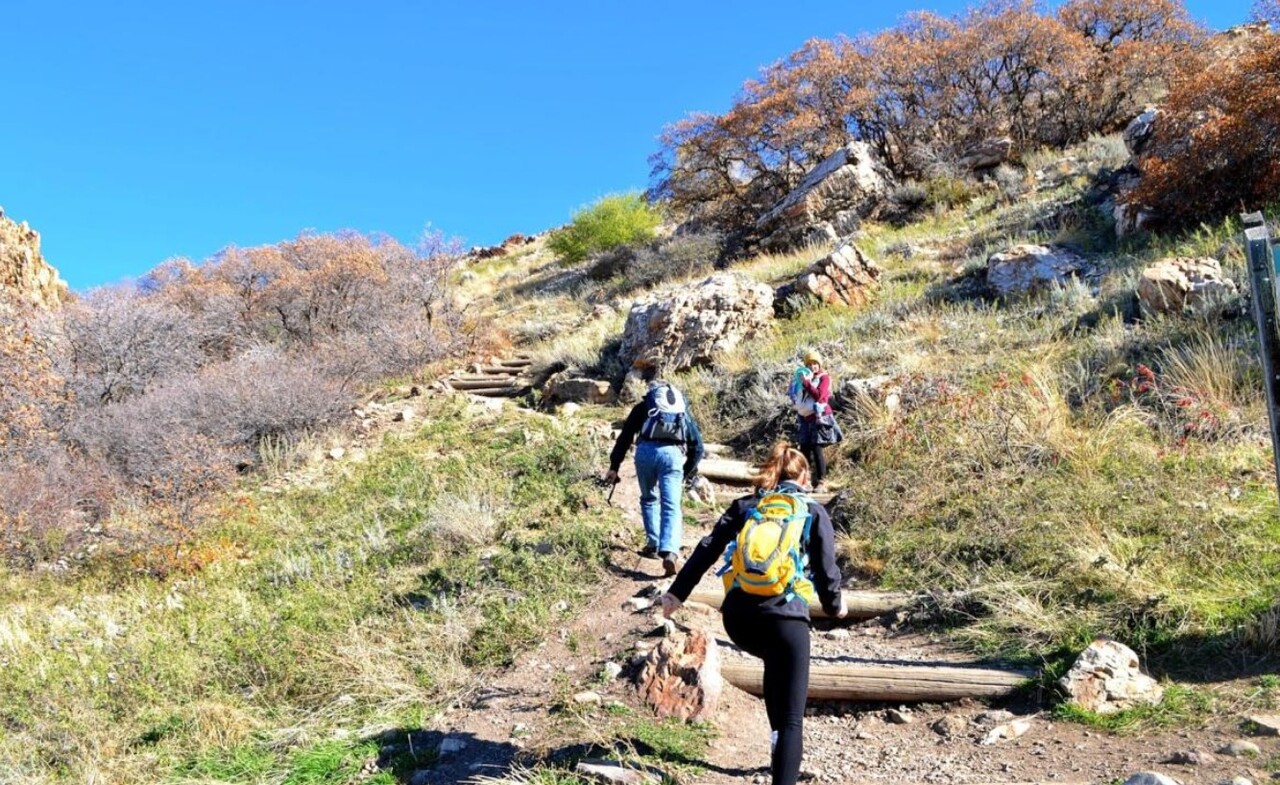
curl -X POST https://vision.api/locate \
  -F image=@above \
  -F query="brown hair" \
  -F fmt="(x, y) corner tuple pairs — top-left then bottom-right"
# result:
(753, 442), (809, 491)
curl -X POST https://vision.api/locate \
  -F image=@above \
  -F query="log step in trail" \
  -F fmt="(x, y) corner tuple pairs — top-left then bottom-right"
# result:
(686, 588), (915, 621)
(720, 659), (1034, 702)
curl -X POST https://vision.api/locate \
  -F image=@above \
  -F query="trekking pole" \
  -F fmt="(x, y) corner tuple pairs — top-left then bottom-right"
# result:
(607, 477), (619, 506)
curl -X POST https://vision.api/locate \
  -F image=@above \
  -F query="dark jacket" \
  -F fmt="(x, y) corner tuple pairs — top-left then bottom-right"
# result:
(608, 389), (705, 480)
(668, 481), (843, 620)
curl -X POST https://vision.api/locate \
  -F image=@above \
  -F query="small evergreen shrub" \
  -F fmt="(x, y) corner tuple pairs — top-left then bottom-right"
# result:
(547, 192), (662, 265)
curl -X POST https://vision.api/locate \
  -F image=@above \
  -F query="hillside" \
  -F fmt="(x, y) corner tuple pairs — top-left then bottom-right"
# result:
(0, 206), (67, 310)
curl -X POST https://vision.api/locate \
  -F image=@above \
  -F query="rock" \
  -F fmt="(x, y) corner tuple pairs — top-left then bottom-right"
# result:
(824, 629), (851, 641)
(560, 402), (582, 417)
(1164, 750), (1216, 765)
(958, 136), (1014, 170)
(394, 408), (415, 423)
(1245, 713), (1280, 736)
(1219, 740), (1262, 757)
(1230, 777), (1254, 785)
(602, 662), (624, 680)
(575, 759), (661, 785)
(931, 715), (969, 737)
(618, 273), (775, 373)
(544, 373), (616, 406)
(573, 690), (603, 705)
(623, 597), (654, 613)
(981, 719), (1032, 745)
(1060, 639), (1164, 715)
(685, 475), (717, 506)
(986, 244), (1087, 297)
(787, 241), (881, 308)
(634, 628), (723, 722)
(756, 141), (893, 252)
(437, 736), (468, 758)
(0, 209), (68, 310)
(1122, 772), (1182, 785)
(1138, 257), (1238, 316)
(1124, 107), (1160, 158)
(327, 447), (346, 460)
(885, 708), (913, 724)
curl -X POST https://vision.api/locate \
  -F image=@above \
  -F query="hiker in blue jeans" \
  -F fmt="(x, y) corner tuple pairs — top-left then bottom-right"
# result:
(605, 369), (704, 576)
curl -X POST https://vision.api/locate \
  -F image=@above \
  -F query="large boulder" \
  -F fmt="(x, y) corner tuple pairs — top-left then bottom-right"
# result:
(1123, 107), (1160, 159)
(619, 273), (774, 372)
(986, 244), (1087, 296)
(1138, 257), (1238, 316)
(634, 629), (722, 722)
(543, 372), (616, 406)
(788, 241), (881, 307)
(0, 207), (67, 310)
(1060, 639), (1164, 715)
(756, 141), (893, 251)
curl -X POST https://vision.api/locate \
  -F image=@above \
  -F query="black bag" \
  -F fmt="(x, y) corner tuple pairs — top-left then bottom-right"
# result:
(814, 411), (843, 445)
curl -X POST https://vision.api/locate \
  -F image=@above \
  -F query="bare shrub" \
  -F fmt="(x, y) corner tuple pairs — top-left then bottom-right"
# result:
(0, 300), (65, 453)
(63, 287), (201, 406)
(593, 231), (722, 294)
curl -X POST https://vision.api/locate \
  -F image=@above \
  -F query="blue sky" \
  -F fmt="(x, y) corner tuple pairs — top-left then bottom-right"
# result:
(1, 1), (1256, 290)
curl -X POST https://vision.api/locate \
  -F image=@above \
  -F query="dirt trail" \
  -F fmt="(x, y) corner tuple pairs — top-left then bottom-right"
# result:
(420, 386), (1278, 785)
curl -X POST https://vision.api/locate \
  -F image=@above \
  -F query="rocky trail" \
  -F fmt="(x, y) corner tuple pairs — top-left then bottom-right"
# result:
(410, 356), (1280, 785)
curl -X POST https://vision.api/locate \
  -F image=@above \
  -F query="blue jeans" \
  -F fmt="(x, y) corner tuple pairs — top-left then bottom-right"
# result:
(634, 441), (684, 555)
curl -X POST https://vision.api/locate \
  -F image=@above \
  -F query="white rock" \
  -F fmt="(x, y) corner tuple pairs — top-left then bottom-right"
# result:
(981, 718), (1032, 745)
(1060, 639), (1163, 714)
(1122, 772), (1182, 785)
(573, 690), (603, 705)
(986, 244), (1086, 297)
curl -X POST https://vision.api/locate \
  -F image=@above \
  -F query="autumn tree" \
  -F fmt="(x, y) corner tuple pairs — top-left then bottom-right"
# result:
(1129, 30), (1280, 229)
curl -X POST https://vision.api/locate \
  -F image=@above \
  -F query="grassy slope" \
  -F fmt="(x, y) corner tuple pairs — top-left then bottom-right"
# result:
(4, 134), (1280, 782)
(0, 396), (616, 784)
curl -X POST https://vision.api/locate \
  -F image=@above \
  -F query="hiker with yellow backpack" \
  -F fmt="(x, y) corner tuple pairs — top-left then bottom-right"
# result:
(659, 443), (846, 785)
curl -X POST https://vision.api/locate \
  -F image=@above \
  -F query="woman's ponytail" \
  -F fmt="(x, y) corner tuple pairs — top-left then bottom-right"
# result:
(753, 441), (809, 491)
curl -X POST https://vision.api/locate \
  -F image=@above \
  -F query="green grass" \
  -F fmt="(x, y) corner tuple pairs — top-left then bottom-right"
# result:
(1052, 685), (1215, 733)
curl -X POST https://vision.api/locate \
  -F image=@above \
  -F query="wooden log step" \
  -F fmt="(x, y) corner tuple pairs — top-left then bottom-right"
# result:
(721, 659), (1033, 703)
(442, 373), (517, 386)
(687, 588), (913, 620)
(452, 384), (530, 397)
(698, 458), (757, 486)
(446, 378), (526, 391)
(702, 443), (732, 457)
(475, 363), (530, 374)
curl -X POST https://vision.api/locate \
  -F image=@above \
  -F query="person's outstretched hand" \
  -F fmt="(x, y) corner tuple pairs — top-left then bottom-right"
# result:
(603, 469), (619, 484)
(659, 592), (682, 619)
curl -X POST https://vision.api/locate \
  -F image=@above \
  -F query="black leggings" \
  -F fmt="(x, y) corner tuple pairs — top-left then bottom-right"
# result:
(799, 441), (826, 487)
(722, 605), (810, 785)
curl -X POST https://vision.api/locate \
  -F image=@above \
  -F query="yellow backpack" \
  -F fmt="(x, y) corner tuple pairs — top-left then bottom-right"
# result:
(719, 489), (816, 604)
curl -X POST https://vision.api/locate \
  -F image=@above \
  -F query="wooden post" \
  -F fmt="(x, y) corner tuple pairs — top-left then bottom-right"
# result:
(721, 660), (1033, 702)
(1243, 213), (1280, 500)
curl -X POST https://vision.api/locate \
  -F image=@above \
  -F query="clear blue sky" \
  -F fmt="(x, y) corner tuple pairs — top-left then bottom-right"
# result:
(1, 1), (1255, 290)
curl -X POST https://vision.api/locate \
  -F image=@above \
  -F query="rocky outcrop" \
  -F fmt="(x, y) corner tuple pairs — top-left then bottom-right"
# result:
(986, 244), (1086, 296)
(756, 141), (893, 251)
(1123, 107), (1159, 159)
(634, 629), (722, 722)
(1138, 257), (1238, 316)
(1059, 639), (1164, 715)
(542, 372), (615, 406)
(618, 273), (774, 372)
(787, 241), (881, 307)
(0, 207), (67, 310)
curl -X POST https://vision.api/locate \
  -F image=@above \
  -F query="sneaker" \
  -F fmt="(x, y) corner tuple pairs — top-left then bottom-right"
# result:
(640, 544), (659, 559)
(661, 551), (679, 576)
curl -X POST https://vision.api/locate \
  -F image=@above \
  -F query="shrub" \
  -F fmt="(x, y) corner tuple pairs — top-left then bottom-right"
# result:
(1129, 33), (1280, 230)
(547, 193), (663, 265)
(588, 231), (722, 294)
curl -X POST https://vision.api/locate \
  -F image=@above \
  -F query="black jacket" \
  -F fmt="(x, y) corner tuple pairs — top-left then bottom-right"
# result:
(668, 481), (843, 620)
(608, 393), (705, 480)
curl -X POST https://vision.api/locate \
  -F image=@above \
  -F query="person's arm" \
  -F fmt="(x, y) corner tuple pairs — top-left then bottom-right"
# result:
(802, 372), (831, 405)
(682, 415), (705, 481)
(806, 502), (845, 617)
(666, 497), (750, 602)
(608, 403), (647, 474)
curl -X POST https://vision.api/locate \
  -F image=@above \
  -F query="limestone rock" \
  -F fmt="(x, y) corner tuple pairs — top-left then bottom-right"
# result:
(986, 244), (1086, 297)
(1122, 772), (1182, 785)
(1138, 257), (1238, 316)
(1060, 639), (1164, 715)
(788, 242), (881, 307)
(756, 141), (892, 251)
(1124, 107), (1160, 158)
(575, 759), (661, 785)
(634, 628), (722, 722)
(619, 273), (774, 372)
(1245, 713), (1280, 736)
(1219, 739), (1262, 757)
(0, 208), (67, 311)
(544, 372), (615, 406)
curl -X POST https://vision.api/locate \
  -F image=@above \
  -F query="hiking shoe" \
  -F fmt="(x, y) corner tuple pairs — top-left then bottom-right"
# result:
(661, 551), (679, 576)
(640, 544), (659, 559)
